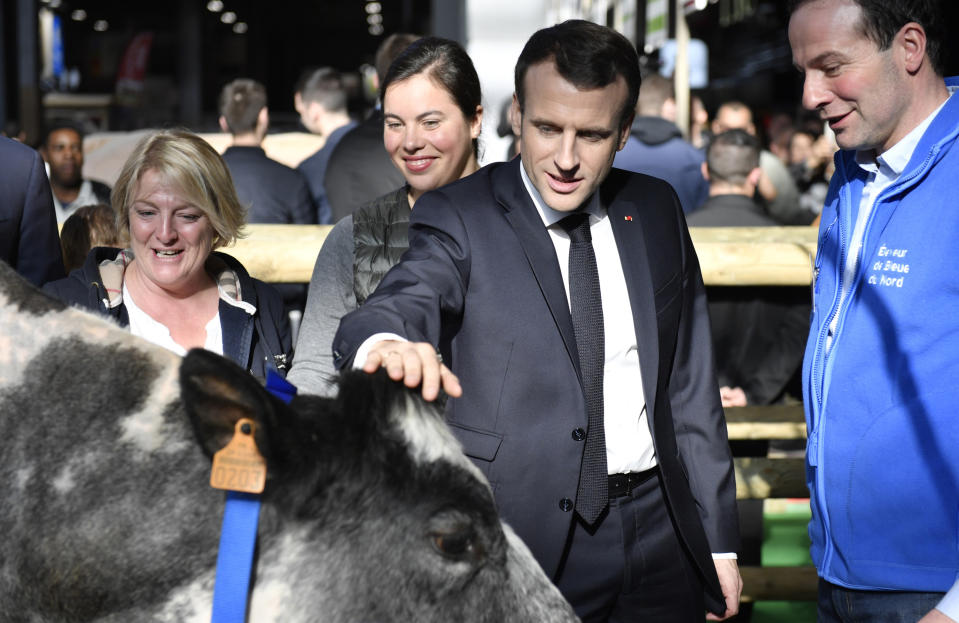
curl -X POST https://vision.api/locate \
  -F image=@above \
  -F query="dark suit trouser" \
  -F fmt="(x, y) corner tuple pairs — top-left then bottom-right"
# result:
(554, 472), (705, 622)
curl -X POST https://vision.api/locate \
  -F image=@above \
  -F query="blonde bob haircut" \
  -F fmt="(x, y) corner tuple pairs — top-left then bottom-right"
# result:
(112, 129), (247, 249)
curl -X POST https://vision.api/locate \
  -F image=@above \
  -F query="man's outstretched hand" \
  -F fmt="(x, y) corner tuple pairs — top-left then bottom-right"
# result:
(363, 340), (462, 401)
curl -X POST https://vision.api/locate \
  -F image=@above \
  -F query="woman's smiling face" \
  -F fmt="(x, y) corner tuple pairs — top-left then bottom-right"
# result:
(382, 72), (481, 203)
(127, 169), (215, 294)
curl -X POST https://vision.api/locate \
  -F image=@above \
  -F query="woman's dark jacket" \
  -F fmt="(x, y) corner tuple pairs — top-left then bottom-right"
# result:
(43, 247), (292, 379)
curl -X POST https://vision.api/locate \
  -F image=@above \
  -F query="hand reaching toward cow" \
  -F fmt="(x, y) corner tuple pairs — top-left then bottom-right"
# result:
(364, 339), (462, 401)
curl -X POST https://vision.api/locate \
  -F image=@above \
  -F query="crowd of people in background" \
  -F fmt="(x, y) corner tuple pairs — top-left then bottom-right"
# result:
(3, 1), (957, 620)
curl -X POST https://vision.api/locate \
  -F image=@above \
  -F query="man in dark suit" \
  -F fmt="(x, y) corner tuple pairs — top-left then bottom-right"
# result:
(0, 137), (65, 286)
(333, 20), (740, 622)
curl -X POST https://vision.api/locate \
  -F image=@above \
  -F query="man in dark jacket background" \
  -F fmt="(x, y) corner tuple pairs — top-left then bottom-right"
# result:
(613, 73), (708, 214)
(219, 78), (316, 318)
(218, 78), (315, 226)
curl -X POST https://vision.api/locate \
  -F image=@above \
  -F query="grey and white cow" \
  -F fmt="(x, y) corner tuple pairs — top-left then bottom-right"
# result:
(0, 262), (578, 623)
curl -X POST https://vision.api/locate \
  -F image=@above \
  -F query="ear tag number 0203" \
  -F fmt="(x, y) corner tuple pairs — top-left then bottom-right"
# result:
(210, 418), (267, 494)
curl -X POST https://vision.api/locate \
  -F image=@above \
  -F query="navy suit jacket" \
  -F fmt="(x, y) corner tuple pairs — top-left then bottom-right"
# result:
(0, 137), (65, 286)
(333, 157), (737, 613)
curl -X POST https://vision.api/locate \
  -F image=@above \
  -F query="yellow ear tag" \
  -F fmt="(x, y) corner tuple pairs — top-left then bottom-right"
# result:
(210, 418), (267, 494)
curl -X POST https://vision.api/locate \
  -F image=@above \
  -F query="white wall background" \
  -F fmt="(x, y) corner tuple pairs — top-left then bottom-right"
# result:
(466, 0), (548, 165)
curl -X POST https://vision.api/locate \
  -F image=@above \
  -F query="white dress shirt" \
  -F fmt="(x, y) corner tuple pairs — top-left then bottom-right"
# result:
(518, 164), (656, 474)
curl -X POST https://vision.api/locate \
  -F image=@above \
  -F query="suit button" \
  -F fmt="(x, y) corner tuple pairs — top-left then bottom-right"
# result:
(571, 428), (586, 441)
(559, 498), (573, 512)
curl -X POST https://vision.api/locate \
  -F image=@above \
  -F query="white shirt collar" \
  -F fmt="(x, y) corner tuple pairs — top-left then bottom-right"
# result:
(856, 86), (956, 176)
(518, 160), (603, 228)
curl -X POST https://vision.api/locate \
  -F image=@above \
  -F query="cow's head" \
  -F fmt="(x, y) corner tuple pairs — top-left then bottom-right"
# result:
(180, 349), (578, 622)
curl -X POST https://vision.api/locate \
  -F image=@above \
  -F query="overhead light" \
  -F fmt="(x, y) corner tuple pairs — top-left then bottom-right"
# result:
(367, 13), (382, 25)
(71, 9), (87, 21)
(221, 11), (237, 24)
(233, 22), (248, 34)
(365, 2), (381, 13)
(368, 24), (384, 36)
(207, 0), (224, 11)
(93, 19), (108, 31)
(49, 0), (62, 8)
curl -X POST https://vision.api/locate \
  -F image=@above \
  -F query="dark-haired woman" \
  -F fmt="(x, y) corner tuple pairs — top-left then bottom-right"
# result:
(288, 37), (483, 395)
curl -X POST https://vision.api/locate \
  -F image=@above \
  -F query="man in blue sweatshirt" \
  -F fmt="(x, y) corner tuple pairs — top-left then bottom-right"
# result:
(789, 1), (958, 621)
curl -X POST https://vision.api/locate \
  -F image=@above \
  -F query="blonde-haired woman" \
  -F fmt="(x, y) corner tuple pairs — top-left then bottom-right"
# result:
(45, 129), (291, 379)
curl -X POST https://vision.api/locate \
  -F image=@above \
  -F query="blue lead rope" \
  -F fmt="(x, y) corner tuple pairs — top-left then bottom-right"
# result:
(210, 371), (297, 623)
(211, 491), (261, 622)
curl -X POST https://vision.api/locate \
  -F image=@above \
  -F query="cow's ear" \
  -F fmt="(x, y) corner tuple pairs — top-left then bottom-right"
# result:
(179, 348), (283, 461)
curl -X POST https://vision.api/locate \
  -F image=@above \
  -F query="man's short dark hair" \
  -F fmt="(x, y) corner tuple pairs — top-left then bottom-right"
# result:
(706, 129), (760, 186)
(514, 19), (641, 128)
(41, 120), (84, 149)
(293, 66), (318, 98)
(374, 33), (420, 86)
(299, 67), (348, 113)
(219, 78), (267, 135)
(788, 0), (945, 76)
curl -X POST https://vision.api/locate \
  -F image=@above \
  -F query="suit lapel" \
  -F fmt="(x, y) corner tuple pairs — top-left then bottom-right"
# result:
(604, 179), (660, 417)
(493, 159), (581, 380)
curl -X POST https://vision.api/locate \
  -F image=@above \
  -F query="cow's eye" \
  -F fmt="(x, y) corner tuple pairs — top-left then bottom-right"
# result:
(430, 527), (475, 559)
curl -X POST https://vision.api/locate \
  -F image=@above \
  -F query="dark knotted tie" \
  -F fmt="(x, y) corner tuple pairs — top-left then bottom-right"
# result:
(560, 212), (608, 524)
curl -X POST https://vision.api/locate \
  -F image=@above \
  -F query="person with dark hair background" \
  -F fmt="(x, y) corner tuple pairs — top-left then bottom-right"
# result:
(322, 32), (419, 222)
(614, 73), (709, 214)
(59, 203), (121, 274)
(38, 121), (111, 223)
(218, 78), (315, 226)
(332, 20), (741, 622)
(295, 67), (357, 224)
(289, 36), (483, 397)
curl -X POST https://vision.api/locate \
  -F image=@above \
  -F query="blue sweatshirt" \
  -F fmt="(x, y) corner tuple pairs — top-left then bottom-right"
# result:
(803, 77), (959, 592)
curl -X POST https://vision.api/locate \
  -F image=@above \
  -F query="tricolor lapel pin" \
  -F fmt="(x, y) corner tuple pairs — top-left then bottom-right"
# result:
(624, 215), (633, 221)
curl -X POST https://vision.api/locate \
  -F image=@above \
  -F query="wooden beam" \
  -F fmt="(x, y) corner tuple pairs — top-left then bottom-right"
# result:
(725, 404), (807, 440)
(740, 566), (818, 602)
(229, 224), (818, 285)
(734, 458), (808, 499)
(226, 224), (331, 285)
(690, 226), (818, 286)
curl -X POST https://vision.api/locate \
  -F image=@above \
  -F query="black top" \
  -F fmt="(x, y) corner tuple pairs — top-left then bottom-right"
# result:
(323, 111), (405, 223)
(688, 193), (809, 404)
(222, 146), (316, 224)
